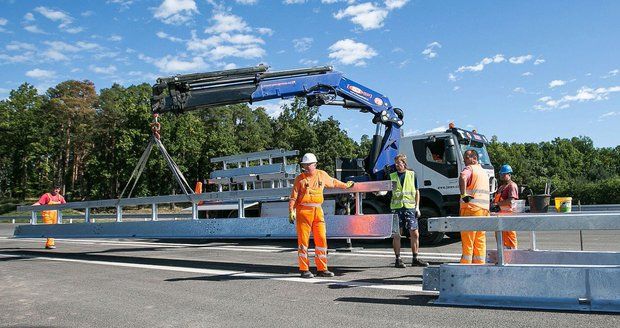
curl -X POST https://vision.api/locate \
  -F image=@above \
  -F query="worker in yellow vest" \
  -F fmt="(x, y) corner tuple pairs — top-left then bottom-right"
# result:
(459, 150), (491, 264)
(33, 186), (66, 249)
(390, 154), (428, 268)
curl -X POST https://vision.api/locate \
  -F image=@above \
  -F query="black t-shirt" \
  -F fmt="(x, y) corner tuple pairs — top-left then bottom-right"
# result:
(397, 171), (418, 189)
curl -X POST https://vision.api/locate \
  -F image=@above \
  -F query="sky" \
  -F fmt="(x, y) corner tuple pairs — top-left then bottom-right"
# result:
(0, 0), (619, 147)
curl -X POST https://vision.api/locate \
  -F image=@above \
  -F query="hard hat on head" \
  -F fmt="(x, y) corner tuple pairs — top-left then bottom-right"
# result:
(300, 153), (318, 164)
(499, 164), (513, 175)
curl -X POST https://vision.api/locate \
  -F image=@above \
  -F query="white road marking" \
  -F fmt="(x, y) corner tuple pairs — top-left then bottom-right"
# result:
(0, 253), (438, 294)
(0, 237), (461, 261)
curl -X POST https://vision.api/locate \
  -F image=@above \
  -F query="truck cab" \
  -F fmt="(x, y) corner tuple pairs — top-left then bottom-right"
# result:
(399, 127), (496, 244)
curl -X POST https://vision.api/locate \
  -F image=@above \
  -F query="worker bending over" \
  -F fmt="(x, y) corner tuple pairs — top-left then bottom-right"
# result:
(459, 150), (490, 264)
(493, 164), (519, 249)
(289, 153), (354, 279)
(390, 154), (428, 268)
(33, 186), (66, 249)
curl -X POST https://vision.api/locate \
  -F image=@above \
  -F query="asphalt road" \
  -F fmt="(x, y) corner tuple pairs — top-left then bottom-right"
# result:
(0, 224), (618, 327)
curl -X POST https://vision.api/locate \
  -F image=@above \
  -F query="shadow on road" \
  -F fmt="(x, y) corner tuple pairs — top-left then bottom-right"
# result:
(335, 294), (436, 306)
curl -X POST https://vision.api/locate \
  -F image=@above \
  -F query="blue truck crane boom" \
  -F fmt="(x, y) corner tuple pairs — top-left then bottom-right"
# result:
(151, 65), (404, 180)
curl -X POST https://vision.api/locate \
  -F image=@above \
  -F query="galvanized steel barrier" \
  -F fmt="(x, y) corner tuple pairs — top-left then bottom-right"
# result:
(12, 181), (398, 240)
(423, 210), (620, 313)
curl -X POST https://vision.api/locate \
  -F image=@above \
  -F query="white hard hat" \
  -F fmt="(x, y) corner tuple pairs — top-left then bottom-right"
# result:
(300, 153), (318, 164)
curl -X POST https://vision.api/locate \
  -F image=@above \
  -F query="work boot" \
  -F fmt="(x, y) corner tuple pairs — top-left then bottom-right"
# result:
(300, 271), (314, 279)
(411, 257), (429, 267)
(316, 270), (335, 277)
(395, 257), (406, 268)
(45, 245), (56, 249)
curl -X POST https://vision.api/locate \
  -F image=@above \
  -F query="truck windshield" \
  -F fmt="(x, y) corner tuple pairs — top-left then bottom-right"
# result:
(460, 141), (492, 166)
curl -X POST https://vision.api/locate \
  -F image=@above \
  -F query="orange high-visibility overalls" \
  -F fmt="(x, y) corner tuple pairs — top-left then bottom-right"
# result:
(460, 164), (490, 264)
(494, 183), (518, 249)
(289, 170), (347, 272)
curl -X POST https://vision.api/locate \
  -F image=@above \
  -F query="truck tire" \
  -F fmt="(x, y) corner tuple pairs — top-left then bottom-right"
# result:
(418, 206), (445, 245)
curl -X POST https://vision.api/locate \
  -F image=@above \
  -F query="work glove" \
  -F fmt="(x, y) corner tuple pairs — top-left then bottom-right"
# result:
(345, 181), (355, 189)
(461, 194), (473, 203)
(288, 211), (296, 224)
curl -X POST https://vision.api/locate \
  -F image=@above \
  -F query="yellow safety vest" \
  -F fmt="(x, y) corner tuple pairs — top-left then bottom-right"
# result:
(390, 170), (416, 209)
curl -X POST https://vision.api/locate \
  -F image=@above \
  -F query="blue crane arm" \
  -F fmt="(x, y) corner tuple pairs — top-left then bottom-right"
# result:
(151, 65), (404, 179)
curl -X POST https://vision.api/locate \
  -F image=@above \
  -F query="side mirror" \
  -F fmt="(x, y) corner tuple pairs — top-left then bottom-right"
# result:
(446, 138), (455, 147)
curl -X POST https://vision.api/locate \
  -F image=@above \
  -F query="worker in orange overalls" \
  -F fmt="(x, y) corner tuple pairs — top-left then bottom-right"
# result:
(493, 164), (519, 249)
(288, 153), (354, 279)
(33, 186), (66, 249)
(459, 150), (490, 264)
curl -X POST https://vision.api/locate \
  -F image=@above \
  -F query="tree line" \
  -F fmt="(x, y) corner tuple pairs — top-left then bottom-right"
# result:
(1, 80), (618, 204)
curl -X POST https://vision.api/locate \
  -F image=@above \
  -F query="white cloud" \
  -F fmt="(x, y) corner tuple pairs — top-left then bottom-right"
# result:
(536, 85), (620, 110)
(599, 111), (618, 120)
(448, 73), (457, 82)
(508, 55), (532, 64)
(421, 41), (441, 59)
(40, 40), (102, 62)
(453, 86), (460, 91)
(299, 58), (319, 66)
(334, 3), (389, 30)
(205, 13), (250, 34)
(157, 31), (184, 42)
(425, 125), (447, 133)
(328, 39), (377, 66)
(34, 6), (82, 33)
(24, 25), (46, 34)
(385, 0), (409, 10)
(548, 80), (566, 88)
(6, 41), (36, 51)
(0, 53), (31, 63)
(293, 37), (313, 52)
(89, 65), (117, 74)
(256, 27), (273, 35)
(283, 0), (306, 4)
(513, 87), (526, 93)
(456, 54), (505, 73)
(522, 71), (533, 76)
(251, 99), (293, 118)
(23, 13), (35, 22)
(534, 58), (545, 65)
(108, 35), (123, 41)
(26, 68), (55, 79)
(81, 11), (95, 17)
(602, 69), (619, 79)
(0, 18), (7, 26)
(44, 50), (69, 61)
(236, 0), (258, 4)
(153, 0), (199, 25)
(140, 54), (208, 73)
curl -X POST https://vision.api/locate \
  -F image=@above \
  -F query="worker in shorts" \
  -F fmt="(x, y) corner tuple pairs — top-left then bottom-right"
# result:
(390, 154), (428, 268)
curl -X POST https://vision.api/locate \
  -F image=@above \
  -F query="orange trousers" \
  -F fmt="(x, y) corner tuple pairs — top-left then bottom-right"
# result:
(296, 205), (328, 271)
(502, 231), (518, 249)
(460, 206), (490, 264)
(42, 210), (57, 248)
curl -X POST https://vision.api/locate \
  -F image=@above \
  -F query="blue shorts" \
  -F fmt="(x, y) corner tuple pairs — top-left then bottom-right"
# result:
(393, 208), (418, 231)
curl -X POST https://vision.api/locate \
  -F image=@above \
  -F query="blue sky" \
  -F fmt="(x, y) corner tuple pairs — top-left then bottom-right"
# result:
(1, 0), (619, 147)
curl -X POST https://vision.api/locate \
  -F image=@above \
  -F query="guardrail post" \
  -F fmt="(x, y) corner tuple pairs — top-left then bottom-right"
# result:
(151, 203), (158, 221)
(530, 231), (537, 250)
(495, 231), (505, 266)
(192, 203), (198, 220)
(116, 206), (122, 222)
(354, 192), (363, 215)
(57, 210), (63, 224)
(238, 199), (245, 218)
(31, 211), (37, 225)
(85, 208), (91, 223)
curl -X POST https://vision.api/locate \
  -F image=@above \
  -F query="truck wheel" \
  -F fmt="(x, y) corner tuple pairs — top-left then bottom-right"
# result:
(418, 207), (445, 245)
